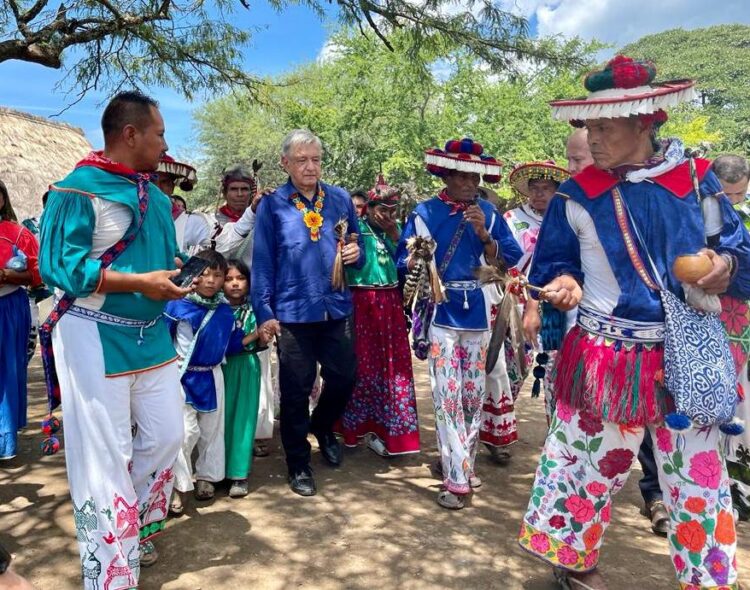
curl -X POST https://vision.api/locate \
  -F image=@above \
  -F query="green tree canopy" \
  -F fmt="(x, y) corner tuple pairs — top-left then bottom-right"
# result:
(622, 24), (750, 153)
(191, 29), (599, 208)
(0, 0), (587, 101)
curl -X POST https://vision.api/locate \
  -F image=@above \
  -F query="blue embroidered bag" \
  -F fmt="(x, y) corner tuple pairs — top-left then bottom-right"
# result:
(615, 186), (739, 428)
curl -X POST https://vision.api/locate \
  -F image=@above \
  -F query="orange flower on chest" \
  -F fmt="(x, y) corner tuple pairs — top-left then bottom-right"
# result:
(304, 211), (323, 229)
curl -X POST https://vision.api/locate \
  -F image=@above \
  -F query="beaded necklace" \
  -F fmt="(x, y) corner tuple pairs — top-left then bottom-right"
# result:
(291, 186), (325, 241)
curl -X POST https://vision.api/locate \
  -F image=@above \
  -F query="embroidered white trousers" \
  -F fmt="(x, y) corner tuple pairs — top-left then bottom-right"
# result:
(173, 366), (226, 492)
(53, 314), (183, 590)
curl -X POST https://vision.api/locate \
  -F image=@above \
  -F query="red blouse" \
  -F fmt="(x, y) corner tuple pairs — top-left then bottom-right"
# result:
(0, 220), (42, 287)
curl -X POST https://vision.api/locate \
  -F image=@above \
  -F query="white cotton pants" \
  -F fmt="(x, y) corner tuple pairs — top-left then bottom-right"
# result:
(173, 366), (226, 492)
(53, 314), (183, 590)
(255, 348), (275, 440)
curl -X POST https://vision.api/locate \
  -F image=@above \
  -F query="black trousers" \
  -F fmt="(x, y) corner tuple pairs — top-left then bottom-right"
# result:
(277, 316), (356, 473)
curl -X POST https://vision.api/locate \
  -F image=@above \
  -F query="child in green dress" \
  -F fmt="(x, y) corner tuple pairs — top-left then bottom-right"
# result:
(223, 259), (264, 497)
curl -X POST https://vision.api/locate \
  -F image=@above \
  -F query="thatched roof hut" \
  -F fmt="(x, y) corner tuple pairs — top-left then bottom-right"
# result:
(0, 108), (92, 220)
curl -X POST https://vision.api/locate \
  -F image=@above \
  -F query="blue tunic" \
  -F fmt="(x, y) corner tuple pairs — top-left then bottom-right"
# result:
(397, 197), (523, 330)
(164, 299), (245, 412)
(530, 161), (750, 323)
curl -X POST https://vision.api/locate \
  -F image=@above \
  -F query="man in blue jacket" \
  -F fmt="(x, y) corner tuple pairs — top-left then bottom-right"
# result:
(252, 129), (363, 496)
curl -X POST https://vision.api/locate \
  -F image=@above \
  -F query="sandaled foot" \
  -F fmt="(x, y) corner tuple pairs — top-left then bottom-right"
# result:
(253, 442), (270, 457)
(169, 490), (184, 516)
(139, 541), (159, 568)
(553, 568), (607, 590)
(194, 480), (215, 501)
(366, 434), (389, 457)
(485, 443), (512, 464)
(469, 474), (482, 489)
(229, 479), (250, 498)
(641, 499), (669, 537)
(437, 490), (465, 510)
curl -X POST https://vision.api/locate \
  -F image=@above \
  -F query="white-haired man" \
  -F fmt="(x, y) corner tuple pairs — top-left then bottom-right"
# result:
(251, 129), (363, 496)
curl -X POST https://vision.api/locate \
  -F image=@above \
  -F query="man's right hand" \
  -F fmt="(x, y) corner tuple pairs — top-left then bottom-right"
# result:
(139, 270), (194, 301)
(260, 319), (281, 341)
(542, 275), (582, 311)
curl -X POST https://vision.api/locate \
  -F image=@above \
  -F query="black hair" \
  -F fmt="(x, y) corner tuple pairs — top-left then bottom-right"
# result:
(101, 90), (159, 140)
(171, 195), (187, 209)
(350, 190), (368, 201)
(42, 191), (49, 208)
(195, 248), (228, 272)
(226, 258), (250, 281)
(0, 180), (17, 221)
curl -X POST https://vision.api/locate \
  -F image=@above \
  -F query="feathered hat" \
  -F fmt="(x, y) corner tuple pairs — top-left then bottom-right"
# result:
(550, 55), (697, 127)
(509, 161), (570, 199)
(367, 174), (400, 207)
(157, 154), (198, 191)
(425, 138), (502, 184)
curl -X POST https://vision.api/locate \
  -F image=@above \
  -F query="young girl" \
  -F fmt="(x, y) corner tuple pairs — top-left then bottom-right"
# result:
(222, 259), (263, 498)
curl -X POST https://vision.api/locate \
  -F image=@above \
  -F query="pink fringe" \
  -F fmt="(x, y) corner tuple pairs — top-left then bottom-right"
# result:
(554, 326), (672, 426)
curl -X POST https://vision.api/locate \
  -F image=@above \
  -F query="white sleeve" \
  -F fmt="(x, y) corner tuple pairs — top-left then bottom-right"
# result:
(184, 214), (211, 250)
(233, 207), (256, 238)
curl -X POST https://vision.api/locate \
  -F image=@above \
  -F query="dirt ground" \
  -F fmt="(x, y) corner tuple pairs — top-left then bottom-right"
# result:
(1, 357), (748, 590)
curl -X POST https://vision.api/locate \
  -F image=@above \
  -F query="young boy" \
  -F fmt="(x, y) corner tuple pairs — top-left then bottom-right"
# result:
(164, 249), (254, 512)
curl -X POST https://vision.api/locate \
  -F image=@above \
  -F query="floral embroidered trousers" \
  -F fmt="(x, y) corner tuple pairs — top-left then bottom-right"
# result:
(519, 403), (739, 590)
(54, 314), (184, 590)
(480, 343), (518, 448)
(428, 325), (489, 495)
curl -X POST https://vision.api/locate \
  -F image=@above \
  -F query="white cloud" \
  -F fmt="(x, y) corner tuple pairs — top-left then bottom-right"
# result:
(503, 0), (750, 49)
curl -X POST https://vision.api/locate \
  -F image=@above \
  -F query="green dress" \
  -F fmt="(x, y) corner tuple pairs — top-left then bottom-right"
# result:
(223, 302), (261, 480)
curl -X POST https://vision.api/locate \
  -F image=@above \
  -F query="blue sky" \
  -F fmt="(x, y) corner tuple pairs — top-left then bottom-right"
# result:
(1, 0), (748, 155)
(0, 0), (335, 153)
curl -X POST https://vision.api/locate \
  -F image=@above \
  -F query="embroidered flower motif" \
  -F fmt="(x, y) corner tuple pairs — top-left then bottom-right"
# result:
(583, 549), (599, 569)
(715, 510), (736, 545)
(597, 448), (634, 479)
(719, 295), (750, 336)
(583, 523), (603, 550)
(530, 533), (550, 553)
(564, 495), (596, 524)
(585, 482), (607, 497)
(447, 379), (458, 393)
(430, 342), (441, 358)
(676, 520), (707, 553)
(673, 554), (686, 572)
(705, 546), (730, 585)
(600, 503), (611, 523)
(655, 427), (673, 453)
(684, 497), (707, 514)
(549, 515), (566, 529)
(578, 412), (604, 436)
(556, 403), (574, 424)
(688, 450), (722, 489)
(556, 545), (579, 566)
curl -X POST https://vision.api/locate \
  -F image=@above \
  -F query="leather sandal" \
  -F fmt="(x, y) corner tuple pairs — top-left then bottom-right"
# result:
(437, 490), (465, 510)
(553, 568), (607, 590)
(642, 499), (669, 537)
(168, 490), (184, 516)
(194, 480), (215, 501)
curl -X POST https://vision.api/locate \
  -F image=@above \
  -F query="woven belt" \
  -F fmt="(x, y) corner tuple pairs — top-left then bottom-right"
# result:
(444, 280), (480, 290)
(185, 365), (216, 372)
(577, 307), (665, 343)
(67, 305), (161, 345)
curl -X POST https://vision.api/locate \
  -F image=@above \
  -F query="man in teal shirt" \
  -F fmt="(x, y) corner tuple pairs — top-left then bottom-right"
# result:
(39, 91), (191, 587)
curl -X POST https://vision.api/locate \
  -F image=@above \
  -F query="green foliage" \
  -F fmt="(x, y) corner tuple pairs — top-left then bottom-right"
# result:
(622, 24), (750, 155)
(191, 29), (599, 207)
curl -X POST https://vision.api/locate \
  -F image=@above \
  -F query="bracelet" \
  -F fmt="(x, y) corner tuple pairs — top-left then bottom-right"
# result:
(480, 234), (493, 246)
(721, 253), (738, 280)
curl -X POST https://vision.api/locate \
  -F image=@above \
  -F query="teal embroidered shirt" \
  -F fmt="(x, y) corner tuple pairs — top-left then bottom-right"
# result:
(39, 165), (181, 376)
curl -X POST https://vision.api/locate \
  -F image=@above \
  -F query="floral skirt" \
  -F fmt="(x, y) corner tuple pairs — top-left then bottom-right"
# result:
(338, 288), (419, 455)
